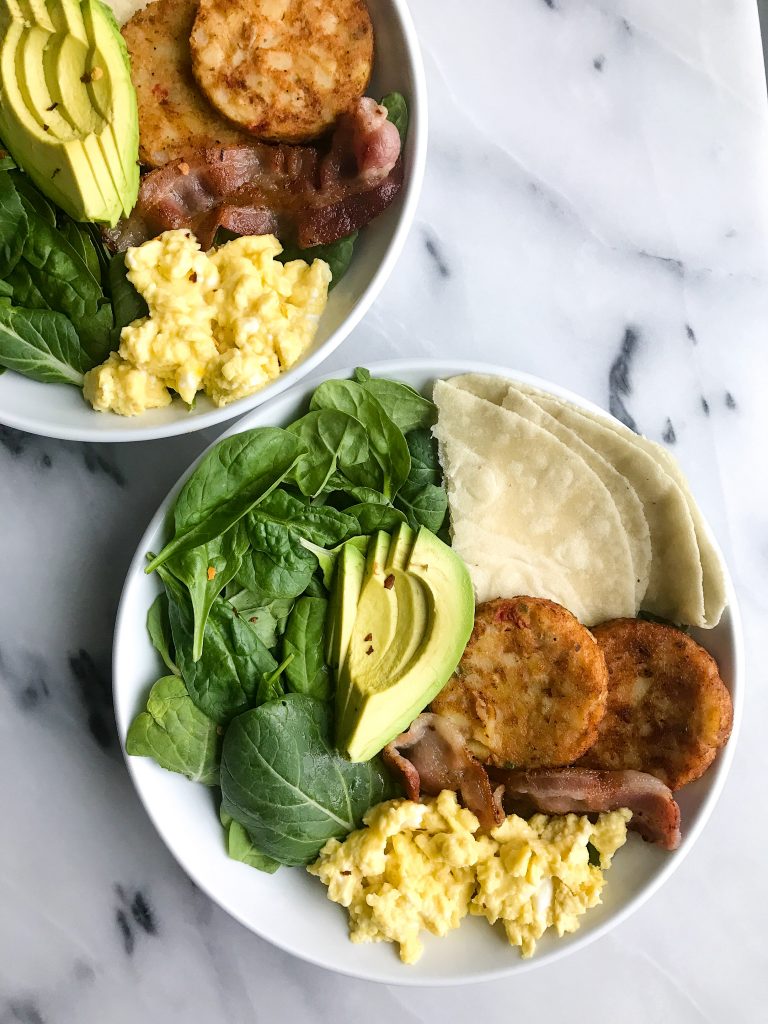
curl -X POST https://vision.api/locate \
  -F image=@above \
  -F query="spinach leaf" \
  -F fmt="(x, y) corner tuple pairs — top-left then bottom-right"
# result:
(393, 428), (447, 532)
(381, 92), (409, 144)
(108, 249), (148, 343)
(587, 842), (601, 867)
(226, 590), (294, 650)
(286, 409), (369, 498)
(220, 808), (280, 874)
(170, 589), (281, 725)
(60, 219), (102, 286)
(395, 478), (448, 533)
(309, 379), (410, 499)
(236, 517), (319, 602)
(167, 522), (250, 662)
(277, 231), (357, 290)
(0, 305), (90, 385)
(353, 368), (435, 433)
(405, 427), (442, 485)
(251, 489), (356, 547)
(235, 490), (355, 602)
(125, 675), (221, 785)
(10, 171), (56, 226)
(282, 596), (331, 700)
(324, 477), (390, 506)
(220, 694), (396, 866)
(8, 201), (112, 365)
(0, 151), (15, 171)
(146, 428), (305, 572)
(344, 502), (406, 535)
(0, 168), (27, 276)
(146, 592), (179, 676)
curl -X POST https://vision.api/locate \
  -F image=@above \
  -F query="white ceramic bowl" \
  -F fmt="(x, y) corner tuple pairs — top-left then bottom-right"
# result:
(0, 1), (427, 443)
(113, 359), (743, 985)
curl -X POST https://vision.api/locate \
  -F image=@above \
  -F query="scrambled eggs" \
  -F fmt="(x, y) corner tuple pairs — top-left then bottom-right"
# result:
(308, 790), (630, 963)
(83, 230), (331, 415)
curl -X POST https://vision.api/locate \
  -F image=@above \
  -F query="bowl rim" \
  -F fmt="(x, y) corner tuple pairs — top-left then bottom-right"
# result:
(0, 0), (428, 444)
(113, 357), (744, 986)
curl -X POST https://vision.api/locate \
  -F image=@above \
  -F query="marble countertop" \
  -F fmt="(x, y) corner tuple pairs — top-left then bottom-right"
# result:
(2, 0), (768, 1020)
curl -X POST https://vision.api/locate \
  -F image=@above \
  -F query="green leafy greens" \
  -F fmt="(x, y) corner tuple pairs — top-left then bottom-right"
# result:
(128, 368), (444, 872)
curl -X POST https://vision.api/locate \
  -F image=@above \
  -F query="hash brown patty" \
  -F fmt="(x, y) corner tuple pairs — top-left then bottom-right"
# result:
(190, 0), (374, 143)
(123, 0), (256, 167)
(430, 597), (608, 768)
(580, 618), (733, 790)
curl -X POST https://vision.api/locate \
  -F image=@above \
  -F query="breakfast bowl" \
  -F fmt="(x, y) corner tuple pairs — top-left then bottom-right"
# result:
(113, 358), (743, 985)
(0, 0), (427, 443)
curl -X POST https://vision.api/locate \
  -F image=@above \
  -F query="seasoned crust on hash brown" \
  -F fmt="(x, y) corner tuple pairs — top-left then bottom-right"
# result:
(430, 597), (608, 769)
(190, 0), (374, 143)
(579, 618), (733, 790)
(123, 0), (256, 167)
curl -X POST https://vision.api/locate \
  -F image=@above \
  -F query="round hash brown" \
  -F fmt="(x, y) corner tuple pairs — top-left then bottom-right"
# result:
(190, 0), (374, 143)
(122, 0), (257, 167)
(430, 597), (608, 769)
(579, 618), (733, 790)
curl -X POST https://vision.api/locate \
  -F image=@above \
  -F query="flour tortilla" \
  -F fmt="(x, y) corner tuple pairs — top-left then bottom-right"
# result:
(449, 375), (711, 626)
(432, 380), (638, 624)
(450, 373), (652, 607)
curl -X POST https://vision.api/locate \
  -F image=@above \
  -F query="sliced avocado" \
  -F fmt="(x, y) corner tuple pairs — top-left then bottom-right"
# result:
(337, 527), (475, 763)
(80, 0), (139, 217)
(385, 521), (416, 570)
(16, 21), (121, 219)
(335, 531), (396, 742)
(0, 18), (95, 215)
(0, 0), (138, 223)
(327, 539), (368, 671)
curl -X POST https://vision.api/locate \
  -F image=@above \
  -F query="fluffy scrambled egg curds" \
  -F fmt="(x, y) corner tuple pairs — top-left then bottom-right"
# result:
(83, 230), (331, 415)
(308, 790), (630, 964)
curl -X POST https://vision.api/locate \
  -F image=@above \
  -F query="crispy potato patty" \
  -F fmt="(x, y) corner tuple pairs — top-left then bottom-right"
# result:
(430, 597), (608, 769)
(190, 0), (374, 143)
(580, 618), (733, 790)
(123, 0), (257, 167)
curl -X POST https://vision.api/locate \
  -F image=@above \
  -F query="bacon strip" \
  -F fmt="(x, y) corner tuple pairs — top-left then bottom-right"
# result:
(105, 97), (403, 252)
(383, 714), (504, 831)
(489, 767), (682, 850)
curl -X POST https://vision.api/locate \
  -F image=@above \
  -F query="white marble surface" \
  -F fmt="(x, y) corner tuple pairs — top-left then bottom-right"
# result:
(2, 0), (768, 1020)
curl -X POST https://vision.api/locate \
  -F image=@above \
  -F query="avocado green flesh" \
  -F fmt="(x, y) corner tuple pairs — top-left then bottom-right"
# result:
(81, 0), (139, 218)
(18, 24), (121, 219)
(328, 540), (367, 671)
(335, 526), (475, 764)
(0, 0), (138, 223)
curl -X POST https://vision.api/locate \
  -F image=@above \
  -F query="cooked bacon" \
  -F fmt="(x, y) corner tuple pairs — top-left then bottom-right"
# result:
(383, 713), (504, 831)
(105, 97), (403, 252)
(489, 767), (682, 850)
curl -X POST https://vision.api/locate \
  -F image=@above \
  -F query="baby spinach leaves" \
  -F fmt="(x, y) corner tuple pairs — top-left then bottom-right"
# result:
(381, 92), (409, 145)
(146, 593), (179, 676)
(0, 168), (115, 380)
(310, 379), (410, 499)
(282, 597), (331, 700)
(220, 807), (280, 874)
(147, 428), (305, 572)
(353, 367), (435, 433)
(220, 695), (396, 866)
(167, 522), (250, 662)
(172, 591), (282, 725)
(129, 370), (443, 873)
(277, 231), (358, 290)
(394, 427), (448, 533)
(0, 306), (91, 385)
(126, 676), (221, 785)
(287, 409), (369, 498)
